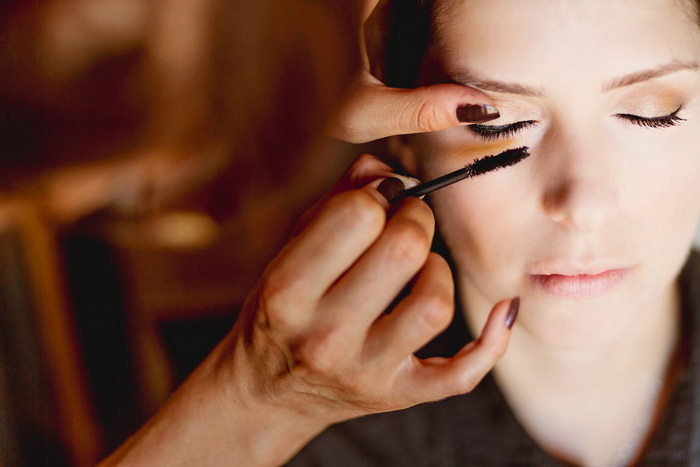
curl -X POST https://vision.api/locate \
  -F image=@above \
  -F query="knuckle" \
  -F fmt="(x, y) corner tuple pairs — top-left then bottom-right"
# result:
(428, 251), (451, 274)
(352, 153), (382, 169)
(459, 378), (479, 394)
(293, 336), (339, 375)
(330, 190), (385, 232)
(345, 153), (382, 177)
(451, 367), (482, 394)
(491, 340), (509, 360)
(386, 220), (431, 266)
(345, 154), (391, 188)
(413, 98), (442, 133)
(258, 272), (302, 331)
(415, 293), (454, 331)
(479, 335), (508, 361)
(403, 197), (436, 228)
(397, 88), (446, 134)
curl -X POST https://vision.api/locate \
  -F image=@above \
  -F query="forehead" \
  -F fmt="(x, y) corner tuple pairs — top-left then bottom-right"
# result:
(432, 0), (700, 89)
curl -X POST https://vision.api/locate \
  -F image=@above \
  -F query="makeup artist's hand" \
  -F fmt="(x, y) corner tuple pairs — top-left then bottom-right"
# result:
(101, 155), (517, 467)
(328, 0), (500, 143)
(220, 155), (516, 463)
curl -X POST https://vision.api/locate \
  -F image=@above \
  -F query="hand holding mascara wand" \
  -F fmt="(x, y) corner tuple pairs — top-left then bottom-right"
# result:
(388, 146), (530, 203)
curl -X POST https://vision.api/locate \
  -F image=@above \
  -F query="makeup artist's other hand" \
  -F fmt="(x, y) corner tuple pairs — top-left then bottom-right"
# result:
(328, 0), (500, 144)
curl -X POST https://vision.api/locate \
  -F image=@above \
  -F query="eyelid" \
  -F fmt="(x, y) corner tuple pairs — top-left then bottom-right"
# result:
(615, 105), (682, 119)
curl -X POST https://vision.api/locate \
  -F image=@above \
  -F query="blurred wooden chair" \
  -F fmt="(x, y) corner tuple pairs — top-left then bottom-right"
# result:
(95, 209), (265, 415)
(0, 199), (103, 466)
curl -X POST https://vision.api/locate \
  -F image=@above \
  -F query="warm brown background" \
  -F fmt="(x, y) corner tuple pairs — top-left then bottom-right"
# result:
(0, 1), (377, 465)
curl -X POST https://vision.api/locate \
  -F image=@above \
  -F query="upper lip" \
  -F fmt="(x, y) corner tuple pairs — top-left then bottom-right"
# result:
(526, 261), (634, 276)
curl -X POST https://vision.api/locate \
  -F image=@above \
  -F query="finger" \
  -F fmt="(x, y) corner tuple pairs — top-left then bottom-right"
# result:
(263, 188), (388, 326)
(363, 253), (454, 369)
(400, 297), (519, 403)
(319, 197), (434, 336)
(293, 154), (395, 236)
(274, 151), (424, 308)
(362, 0), (380, 23)
(294, 154), (419, 236)
(325, 153), (398, 198)
(359, 0), (383, 69)
(330, 80), (500, 144)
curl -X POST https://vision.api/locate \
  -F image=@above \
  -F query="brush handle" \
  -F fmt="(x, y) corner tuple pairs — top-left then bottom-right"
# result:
(392, 167), (469, 202)
(390, 146), (529, 203)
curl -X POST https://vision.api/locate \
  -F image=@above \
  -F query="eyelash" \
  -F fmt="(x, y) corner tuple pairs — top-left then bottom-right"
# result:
(468, 120), (537, 141)
(468, 106), (686, 141)
(616, 106), (686, 128)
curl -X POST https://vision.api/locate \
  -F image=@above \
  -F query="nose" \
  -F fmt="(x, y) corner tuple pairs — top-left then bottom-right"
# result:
(540, 133), (618, 232)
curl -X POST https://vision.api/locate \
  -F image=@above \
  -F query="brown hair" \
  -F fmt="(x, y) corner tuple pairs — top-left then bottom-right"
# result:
(370, 0), (700, 90)
(366, 0), (433, 89)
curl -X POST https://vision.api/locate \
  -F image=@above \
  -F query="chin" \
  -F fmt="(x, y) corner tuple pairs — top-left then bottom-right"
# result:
(515, 296), (636, 350)
(515, 269), (674, 350)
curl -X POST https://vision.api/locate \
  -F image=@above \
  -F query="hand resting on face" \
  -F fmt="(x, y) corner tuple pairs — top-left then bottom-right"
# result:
(328, 0), (501, 143)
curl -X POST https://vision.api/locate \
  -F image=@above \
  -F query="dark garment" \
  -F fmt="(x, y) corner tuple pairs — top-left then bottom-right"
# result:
(289, 252), (700, 466)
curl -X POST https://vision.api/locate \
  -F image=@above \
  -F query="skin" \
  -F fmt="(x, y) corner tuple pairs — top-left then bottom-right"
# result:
(328, 0), (501, 142)
(100, 0), (518, 464)
(401, 0), (700, 464)
(101, 156), (516, 466)
(103, 1), (700, 465)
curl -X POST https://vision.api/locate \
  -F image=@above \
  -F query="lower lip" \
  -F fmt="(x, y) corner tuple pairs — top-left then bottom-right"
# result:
(528, 268), (633, 298)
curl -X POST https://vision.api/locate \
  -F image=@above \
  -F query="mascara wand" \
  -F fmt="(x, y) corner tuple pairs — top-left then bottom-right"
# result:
(391, 146), (530, 203)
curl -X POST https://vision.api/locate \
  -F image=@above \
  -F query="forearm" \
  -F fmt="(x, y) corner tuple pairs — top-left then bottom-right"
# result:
(100, 335), (327, 467)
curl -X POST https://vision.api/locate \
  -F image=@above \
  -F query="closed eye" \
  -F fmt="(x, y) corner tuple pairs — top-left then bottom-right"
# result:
(468, 120), (537, 141)
(468, 107), (685, 140)
(615, 106), (685, 128)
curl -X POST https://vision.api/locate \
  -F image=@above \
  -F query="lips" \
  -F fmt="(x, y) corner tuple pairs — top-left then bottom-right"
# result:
(528, 267), (634, 298)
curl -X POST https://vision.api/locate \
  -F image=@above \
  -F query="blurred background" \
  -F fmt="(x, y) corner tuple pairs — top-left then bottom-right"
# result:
(1, 1), (699, 466)
(0, 0), (373, 465)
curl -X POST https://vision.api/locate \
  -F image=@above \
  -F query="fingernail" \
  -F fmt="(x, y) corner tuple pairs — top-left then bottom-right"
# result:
(456, 104), (500, 123)
(505, 297), (520, 329)
(391, 174), (421, 190)
(377, 177), (405, 202)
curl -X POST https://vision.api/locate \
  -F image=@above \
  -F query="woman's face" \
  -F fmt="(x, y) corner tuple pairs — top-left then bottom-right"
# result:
(409, 0), (700, 348)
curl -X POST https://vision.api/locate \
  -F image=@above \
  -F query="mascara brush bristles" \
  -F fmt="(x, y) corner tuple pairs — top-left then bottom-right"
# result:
(392, 146), (530, 202)
(466, 146), (530, 177)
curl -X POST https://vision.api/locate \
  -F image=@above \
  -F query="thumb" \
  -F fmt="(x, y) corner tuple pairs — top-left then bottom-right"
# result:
(330, 80), (500, 144)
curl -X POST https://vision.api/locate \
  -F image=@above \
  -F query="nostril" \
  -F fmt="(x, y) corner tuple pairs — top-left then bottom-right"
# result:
(542, 180), (616, 232)
(542, 185), (573, 225)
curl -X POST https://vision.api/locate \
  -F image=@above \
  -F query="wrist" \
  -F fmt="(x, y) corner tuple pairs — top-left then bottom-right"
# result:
(208, 331), (333, 465)
(102, 328), (329, 466)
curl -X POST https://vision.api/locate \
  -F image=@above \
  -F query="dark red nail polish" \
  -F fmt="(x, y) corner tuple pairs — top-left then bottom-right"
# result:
(377, 177), (405, 202)
(505, 297), (520, 329)
(456, 104), (500, 123)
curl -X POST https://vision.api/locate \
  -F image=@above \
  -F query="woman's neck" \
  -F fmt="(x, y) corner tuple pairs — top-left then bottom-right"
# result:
(460, 281), (681, 466)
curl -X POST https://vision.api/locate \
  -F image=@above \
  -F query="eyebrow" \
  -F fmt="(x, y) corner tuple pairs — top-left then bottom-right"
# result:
(602, 60), (700, 91)
(448, 72), (543, 97)
(448, 60), (700, 97)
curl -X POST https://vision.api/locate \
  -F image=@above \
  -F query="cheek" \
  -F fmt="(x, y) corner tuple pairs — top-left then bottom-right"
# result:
(636, 166), (700, 292)
(416, 134), (540, 299)
(625, 128), (700, 248)
(421, 137), (700, 295)
(429, 168), (530, 297)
